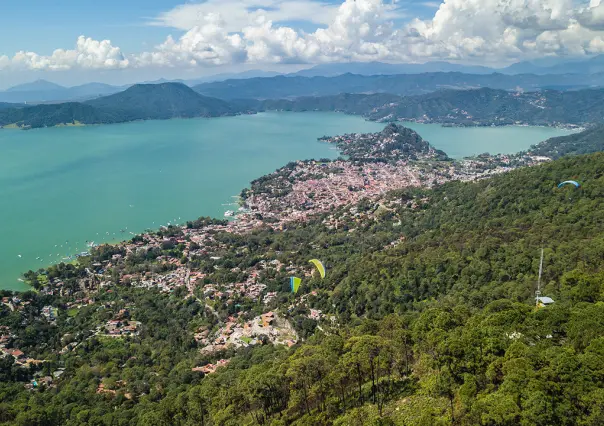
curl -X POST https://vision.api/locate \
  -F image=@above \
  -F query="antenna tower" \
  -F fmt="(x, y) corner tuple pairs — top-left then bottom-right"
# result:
(535, 247), (544, 305)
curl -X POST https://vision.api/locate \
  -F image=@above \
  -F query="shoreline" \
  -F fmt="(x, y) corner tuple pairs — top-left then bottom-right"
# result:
(2, 119), (580, 292)
(0, 108), (589, 132)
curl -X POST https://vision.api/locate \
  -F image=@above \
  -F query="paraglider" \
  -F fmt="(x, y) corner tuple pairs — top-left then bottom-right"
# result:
(309, 259), (326, 279)
(558, 180), (580, 188)
(290, 277), (302, 294)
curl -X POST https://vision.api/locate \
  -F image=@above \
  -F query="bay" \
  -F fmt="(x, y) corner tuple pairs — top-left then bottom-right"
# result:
(0, 112), (574, 291)
(401, 122), (576, 159)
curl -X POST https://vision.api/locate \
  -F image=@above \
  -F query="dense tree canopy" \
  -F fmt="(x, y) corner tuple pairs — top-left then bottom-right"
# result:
(2, 152), (604, 425)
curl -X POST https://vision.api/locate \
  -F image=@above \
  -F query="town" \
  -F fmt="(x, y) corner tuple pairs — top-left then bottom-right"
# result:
(3, 123), (558, 393)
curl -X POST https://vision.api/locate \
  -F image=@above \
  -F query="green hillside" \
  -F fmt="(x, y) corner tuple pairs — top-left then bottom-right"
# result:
(85, 83), (234, 120)
(0, 83), (235, 128)
(2, 151), (604, 424)
(251, 88), (604, 126)
(0, 102), (20, 110)
(528, 125), (604, 159)
(0, 102), (117, 128)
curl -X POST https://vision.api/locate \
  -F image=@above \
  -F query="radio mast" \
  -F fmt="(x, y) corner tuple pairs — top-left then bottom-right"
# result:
(535, 247), (544, 305)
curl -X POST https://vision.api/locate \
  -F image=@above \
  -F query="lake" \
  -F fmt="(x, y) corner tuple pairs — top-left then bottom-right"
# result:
(0, 112), (574, 291)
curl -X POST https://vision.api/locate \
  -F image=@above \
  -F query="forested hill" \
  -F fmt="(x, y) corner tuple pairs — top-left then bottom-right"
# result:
(0, 83), (235, 128)
(3, 151), (604, 424)
(320, 122), (450, 161)
(235, 92), (403, 115)
(528, 125), (604, 159)
(85, 83), (234, 120)
(250, 87), (604, 126)
(193, 71), (604, 99)
(0, 102), (21, 110)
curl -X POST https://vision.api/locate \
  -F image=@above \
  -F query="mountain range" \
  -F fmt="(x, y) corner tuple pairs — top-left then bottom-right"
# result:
(291, 61), (495, 77)
(248, 87), (604, 126)
(0, 71), (284, 104)
(7, 55), (604, 104)
(297, 55), (604, 76)
(0, 80), (125, 104)
(501, 54), (604, 75)
(192, 72), (604, 100)
(5, 82), (604, 129)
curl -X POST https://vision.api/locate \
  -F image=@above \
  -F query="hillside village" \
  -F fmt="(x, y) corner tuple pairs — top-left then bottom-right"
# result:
(2, 123), (566, 396)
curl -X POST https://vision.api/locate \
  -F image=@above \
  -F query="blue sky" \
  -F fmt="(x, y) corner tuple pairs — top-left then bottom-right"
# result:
(0, 0), (177, 54)
(0, 0), (602, 88)
(0, 0), (441, 54)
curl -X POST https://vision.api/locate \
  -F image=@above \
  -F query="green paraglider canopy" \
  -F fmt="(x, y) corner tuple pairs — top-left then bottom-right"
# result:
(558, 180), (580, 188)
(309, 259), (326, 278)
(290, 277), (302, 294)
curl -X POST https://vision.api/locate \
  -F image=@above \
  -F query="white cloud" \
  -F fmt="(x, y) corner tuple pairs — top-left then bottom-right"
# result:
(150, 0), (342, 32)
(140, 0), (604, 67)
(136, 14), (248, 67)
(577, 2), (604, 30)
(6, 0), (604, 73)
(7, 36), (128, 71)
(146, 0), (404, 66)
(0, 55), (9, 70)
(402, 0), (604, 61)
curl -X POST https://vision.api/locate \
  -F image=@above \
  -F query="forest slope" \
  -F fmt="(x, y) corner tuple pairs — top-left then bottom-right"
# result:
(528, 125), (604, 159)
(2, 151), (604, 424)
(251, 87), (604, 126)
(0, 83), (235, 128)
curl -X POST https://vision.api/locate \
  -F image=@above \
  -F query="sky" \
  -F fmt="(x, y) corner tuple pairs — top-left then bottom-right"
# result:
(1, 0), (604, 88)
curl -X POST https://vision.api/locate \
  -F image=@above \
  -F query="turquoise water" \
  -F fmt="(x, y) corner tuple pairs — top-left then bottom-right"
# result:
(402, 122), (575, 159)
(0, 112), (573, 291)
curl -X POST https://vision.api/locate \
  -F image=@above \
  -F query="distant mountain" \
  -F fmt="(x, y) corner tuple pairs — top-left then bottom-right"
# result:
(248, 87), (604, 127)
(5, 79), (65, 92)
(68, 83), (126, 100)
(293, 61), (494, 77)
(140, 71), (283, 87)
(289, 58), (604, 77)
(186, 70), (282, 85)
(0, 102), (21, 110)
(85, 83), (233, 120)
(361, 87), (604, 126)
(139, 78), (186, 85)
(0, 82), (124, 104)
(235, 92), (403, 115)
(0, 83), (236, 128)
(502, 55), (604, 75)
(194, 72), (604, 100)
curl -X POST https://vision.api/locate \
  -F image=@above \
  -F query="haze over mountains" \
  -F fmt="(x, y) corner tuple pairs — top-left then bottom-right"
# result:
(5, 70), (602, 106)
(6, 53), (604, 130)
(295, 55), (604, 76)
(192, 72), (604, 100)
(6, 55), (604, 104)
(0, 80), (125, 104)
